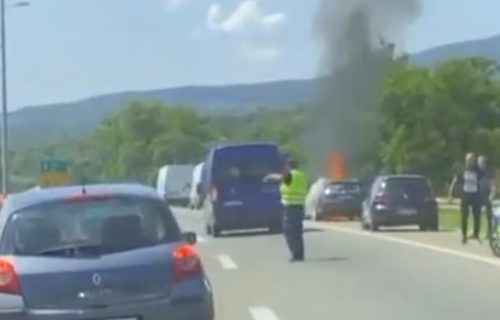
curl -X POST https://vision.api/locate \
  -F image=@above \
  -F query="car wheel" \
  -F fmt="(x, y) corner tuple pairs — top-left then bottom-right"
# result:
(428, 221), (439, 231)
(361, 221), (369, 230)
(269, 222), (283, 234)
(370, 222), (379, 232)
(212, 224), (222, 238)
(314, 212), (322, 221)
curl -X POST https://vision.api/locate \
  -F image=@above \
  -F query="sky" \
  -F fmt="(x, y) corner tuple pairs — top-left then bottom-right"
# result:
(6, 0), (500, 110)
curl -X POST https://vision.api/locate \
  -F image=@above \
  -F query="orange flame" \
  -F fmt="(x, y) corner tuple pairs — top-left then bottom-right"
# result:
(327, 150), (348, 180)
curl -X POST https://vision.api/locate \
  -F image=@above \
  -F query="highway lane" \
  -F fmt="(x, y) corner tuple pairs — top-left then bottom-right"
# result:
(173, 208), (500, 320)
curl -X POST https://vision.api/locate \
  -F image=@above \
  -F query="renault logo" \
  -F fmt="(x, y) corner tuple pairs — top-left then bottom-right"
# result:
(92, 273), (102, 286)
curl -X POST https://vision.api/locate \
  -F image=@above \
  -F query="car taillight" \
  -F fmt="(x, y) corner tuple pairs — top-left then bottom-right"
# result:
(374, 191), (390, 203)
(172, 245), (202, 283)
(0, 257), (20, 295)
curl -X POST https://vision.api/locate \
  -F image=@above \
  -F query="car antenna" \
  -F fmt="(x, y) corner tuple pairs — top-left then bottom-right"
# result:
(81, 175), (87, 195)
(81, 160), (89, 195)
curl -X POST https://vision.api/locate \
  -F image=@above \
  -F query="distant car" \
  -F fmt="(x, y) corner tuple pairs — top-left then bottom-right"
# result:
(0, 183), (214, 320)
(315, 180), (364, 221)
(361, 174), (438, 231)
(201, 142), (283, 237)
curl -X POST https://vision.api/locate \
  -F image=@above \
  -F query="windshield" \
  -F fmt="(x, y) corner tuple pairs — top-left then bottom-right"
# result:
(0, 196), (180, 256)
(326, 182), (361, 194)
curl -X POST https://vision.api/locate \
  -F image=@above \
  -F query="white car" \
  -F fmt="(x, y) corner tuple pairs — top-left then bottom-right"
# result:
(305, 177), (331, 220)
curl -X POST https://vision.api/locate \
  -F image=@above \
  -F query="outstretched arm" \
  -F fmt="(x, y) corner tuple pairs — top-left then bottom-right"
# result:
(448, 175), (457, 203)
(263, 173), (283, 182)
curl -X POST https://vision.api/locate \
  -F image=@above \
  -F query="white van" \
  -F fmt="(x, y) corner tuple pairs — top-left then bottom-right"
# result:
(156, 164), (194, 207)
(189, 162), (205, 210)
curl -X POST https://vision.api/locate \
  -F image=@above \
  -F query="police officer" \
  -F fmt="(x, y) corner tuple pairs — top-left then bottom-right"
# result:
(264, 157), (308, 262)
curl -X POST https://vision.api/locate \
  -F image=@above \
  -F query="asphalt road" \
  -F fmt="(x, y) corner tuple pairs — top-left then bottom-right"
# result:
(173, 207), (500, 320)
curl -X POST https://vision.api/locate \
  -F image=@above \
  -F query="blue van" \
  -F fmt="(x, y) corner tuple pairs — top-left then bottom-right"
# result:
(200, 142), (284, 237)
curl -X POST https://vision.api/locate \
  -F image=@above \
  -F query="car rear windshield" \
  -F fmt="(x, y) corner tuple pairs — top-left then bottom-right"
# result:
(0, 196), (181, 256)
(326, 182), (361, 194)
(384, 178), (433, 197)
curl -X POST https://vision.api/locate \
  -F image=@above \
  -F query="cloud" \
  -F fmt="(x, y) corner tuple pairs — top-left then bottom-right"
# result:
(164, 0), (191, 11)
(242, 44), (279, 61)
(207, 0), (286, 33)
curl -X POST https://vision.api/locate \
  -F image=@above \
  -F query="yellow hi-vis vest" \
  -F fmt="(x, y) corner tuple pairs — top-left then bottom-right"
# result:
(280, 169), (308, 206)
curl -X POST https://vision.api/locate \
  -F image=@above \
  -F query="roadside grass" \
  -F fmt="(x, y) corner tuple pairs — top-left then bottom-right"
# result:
(439, 207), (489, 236)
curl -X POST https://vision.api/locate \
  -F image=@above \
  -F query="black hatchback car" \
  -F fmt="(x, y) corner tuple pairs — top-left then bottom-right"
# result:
(361, 175), (438, 231)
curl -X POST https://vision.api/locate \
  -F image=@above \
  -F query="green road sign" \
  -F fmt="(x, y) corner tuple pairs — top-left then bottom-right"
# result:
(40, 159), (69, 173)
(39, 158), (70, 187)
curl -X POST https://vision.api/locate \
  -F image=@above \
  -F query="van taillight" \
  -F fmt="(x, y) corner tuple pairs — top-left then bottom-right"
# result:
(374, 191), (390, 203)
(172, 245), (202, 283)
(210, 186), (218, 202)
(0, 257), (20, 295)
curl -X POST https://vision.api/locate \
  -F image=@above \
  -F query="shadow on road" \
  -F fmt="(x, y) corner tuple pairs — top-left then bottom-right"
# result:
(217, 227), (324, 239)
(306, 256), (349, 263)
(377, 227), (456, 233)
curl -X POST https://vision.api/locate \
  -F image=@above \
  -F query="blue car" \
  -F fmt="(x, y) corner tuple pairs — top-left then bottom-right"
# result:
(201, 142), (284, 237)
(0, 183), (214, 320)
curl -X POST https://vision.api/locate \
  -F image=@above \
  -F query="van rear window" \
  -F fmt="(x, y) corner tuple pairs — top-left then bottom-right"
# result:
(215, 159), (280, 182)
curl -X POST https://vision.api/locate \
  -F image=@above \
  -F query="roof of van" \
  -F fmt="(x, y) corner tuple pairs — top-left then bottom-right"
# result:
(159, 164), (195, 170)
(212, 142), (278, 151)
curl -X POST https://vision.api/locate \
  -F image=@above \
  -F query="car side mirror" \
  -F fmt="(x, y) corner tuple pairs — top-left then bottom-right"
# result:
(183, 231), (197, 245)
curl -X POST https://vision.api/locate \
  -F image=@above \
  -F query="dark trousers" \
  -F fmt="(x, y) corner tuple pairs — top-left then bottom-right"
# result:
(460, 193), (481, 238)
(283, 205), (304, 259)
(480, 195), (493, 236)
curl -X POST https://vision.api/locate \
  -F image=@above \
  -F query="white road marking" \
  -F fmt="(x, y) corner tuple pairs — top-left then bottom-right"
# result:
(217, 254), (238, 270)
(309, 222), (500, 268)
(249, 306), (280, 320)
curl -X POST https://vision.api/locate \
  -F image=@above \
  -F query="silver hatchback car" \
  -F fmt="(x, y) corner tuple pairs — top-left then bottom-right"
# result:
(0, 183), (214, 320)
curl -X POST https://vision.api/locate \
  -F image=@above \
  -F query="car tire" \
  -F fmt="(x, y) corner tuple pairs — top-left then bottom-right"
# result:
(428, 222), (439, 231)
(361, 221), (369, 230)
(314, 212), (322, 221)
(370, 222), (379, 232)
(269, 222), (283, 234)
(212, 224), (222, 238)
